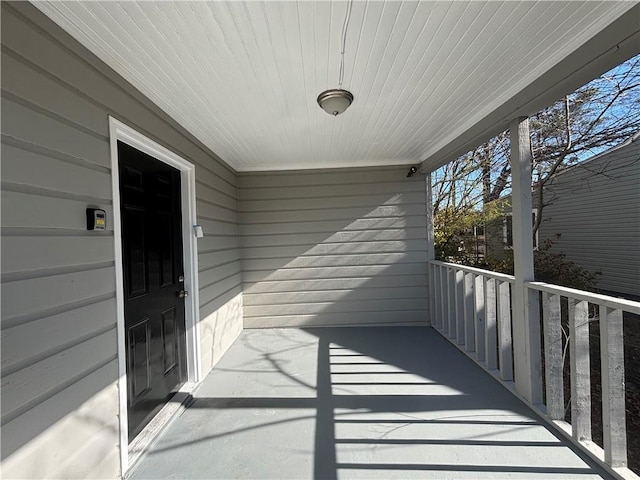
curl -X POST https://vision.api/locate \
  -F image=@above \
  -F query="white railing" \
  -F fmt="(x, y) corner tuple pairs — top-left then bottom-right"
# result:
(429, 260), (640, 478)
(430, 260), (515, 381)
(526, 281), (640, 472)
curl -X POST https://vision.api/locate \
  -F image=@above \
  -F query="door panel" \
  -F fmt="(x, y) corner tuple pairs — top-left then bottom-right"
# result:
(118, 141), (186, 441)
(123, 207), (148, 298)
(161, 306), (178, 373)
(129, 318), (151, 401)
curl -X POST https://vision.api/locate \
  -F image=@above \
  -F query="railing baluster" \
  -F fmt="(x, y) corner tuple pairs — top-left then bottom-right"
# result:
(485, 277), (497, 371)
(543, 292), (564, 421)
(448, 268), (456, 339)
(440, 266), (448, 336)
(474, 274), (486, 363)
(456, 270), (465, 346)
(430, 264), (436, 328)
(464, 272), (475, 352)
(428, 263), (434, 327)
(600, 306), (627, 467)
(569, 299), (591, 441)
(433, 265), (442, 330)
(497, 281), (513, 381)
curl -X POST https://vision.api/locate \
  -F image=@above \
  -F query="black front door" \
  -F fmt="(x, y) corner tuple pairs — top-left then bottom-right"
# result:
(118, 141), (187, 440)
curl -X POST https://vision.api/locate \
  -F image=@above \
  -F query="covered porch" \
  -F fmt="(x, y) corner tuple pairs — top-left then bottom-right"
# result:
(2, 2), (639, 480)
(129, 327), (607, 479)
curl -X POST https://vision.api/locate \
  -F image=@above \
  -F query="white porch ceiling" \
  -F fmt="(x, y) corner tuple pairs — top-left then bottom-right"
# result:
(34, 1), (637, 172)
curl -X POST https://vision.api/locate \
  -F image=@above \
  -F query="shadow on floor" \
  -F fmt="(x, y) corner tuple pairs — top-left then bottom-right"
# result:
(128, 327), (610, 479)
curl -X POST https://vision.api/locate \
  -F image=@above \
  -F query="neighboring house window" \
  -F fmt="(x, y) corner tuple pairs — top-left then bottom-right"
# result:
(503, 209), (538, 249)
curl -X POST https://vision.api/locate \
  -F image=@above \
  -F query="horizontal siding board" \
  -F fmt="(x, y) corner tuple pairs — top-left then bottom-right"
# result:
(1, 236), (114, 274)
(198, 249), (242, 271)
(199, 261), (243, 288)
(241, 239), (428, 260)
(1, 329), (117, 423)
(197, 236), (242, 253)
(197, 200), (238, 223)
(1, 267), (116, 320)
(239, 204), (427, 224)
(244, 286), (428, 306)
(1, 361), (118, 461)
(244, 298), (428, 317)
(238, 169), (423, 189)
(542, 207), (640, 219)
(195, 170), (237, 198)
(239, 192), (425, 212)
(2, 299), (116, 374)
(542, 220), (640, 230)
(243, 264), (426, 285)
(199, 285), (243, 321)
(2, 96), (109, 168)
(2, 190), (112, 231)
(196, 181), (238, 211)
(239, 216), (426, 236)
(2, 141), (112, 200)
(199, 273), (243, 309)
(547, 188), (640, 202)
(244, 272), (425, 292)
(196, 218), (240, 237)
(240, 228), (427, 248)
(238, 181), (425, 200)
(242, 252), (427, 271)
(549, 250), (640, 260)
(1, 50), (109, 137)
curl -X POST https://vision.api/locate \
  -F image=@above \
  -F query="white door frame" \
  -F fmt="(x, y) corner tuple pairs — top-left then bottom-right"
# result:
(108, 117), (202, 475)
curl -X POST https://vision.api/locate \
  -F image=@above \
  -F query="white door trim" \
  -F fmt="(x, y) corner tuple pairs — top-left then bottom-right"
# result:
(108, 117), (202, 476)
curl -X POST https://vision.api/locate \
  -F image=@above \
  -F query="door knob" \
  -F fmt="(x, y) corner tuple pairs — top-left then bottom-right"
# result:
(178, 275), (184, 283)
(178, 290), (189, 298)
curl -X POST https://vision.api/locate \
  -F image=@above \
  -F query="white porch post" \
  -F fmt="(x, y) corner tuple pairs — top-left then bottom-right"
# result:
(426, 173), (435, 261)
(426, 173), (435, 326)
(509, 117), (543, 405)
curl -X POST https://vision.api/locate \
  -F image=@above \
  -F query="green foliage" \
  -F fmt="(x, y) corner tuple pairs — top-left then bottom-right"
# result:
(482, 235), (601, 292)
(434, 206), (482, 263)
(434, 203), (503, 264)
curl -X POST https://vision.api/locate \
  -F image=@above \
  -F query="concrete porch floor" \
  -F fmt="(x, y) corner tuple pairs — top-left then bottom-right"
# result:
(128, 327), (609, 479)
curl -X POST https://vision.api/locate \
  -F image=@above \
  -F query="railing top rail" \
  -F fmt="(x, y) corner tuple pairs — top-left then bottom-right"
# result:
(429, 260), (515, 283)
(526, 281), (640, 315)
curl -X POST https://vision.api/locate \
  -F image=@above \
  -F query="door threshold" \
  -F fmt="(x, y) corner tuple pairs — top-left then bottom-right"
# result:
(126, 383), (196, 476)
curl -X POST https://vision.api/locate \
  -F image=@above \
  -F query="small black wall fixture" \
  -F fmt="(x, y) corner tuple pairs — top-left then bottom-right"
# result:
(406, 166), (418, 178)
(86, 208), (107, 231)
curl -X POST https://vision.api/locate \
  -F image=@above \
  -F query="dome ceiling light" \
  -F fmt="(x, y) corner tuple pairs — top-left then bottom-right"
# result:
(317, 89), (354, 116)
(317, 0), (354, 116)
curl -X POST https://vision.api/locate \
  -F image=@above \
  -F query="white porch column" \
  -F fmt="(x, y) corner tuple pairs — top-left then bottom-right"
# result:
(426, 173), (435, 261)
(509, 117), (543, 404)
(426, 173), (435, 326)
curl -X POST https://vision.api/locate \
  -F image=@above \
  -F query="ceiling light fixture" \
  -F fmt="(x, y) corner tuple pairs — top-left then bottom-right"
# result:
(317, 0), (354, 116)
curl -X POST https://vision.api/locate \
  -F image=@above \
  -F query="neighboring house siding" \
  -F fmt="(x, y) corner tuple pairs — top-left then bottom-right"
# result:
(1, 3), (242, 479)
(238, 167), (429, 328)
(539, 139), (640, 297)
(485, 139), (639, 298)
